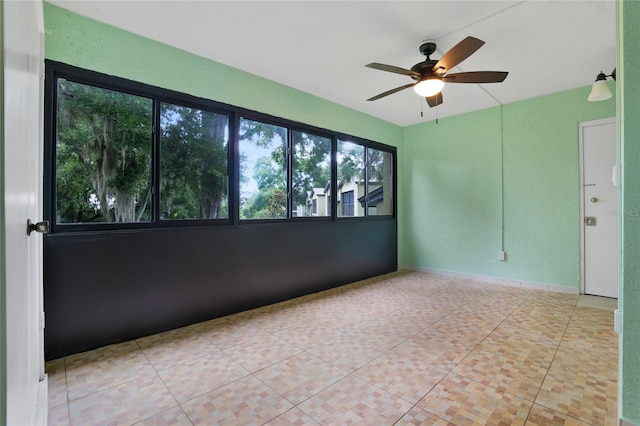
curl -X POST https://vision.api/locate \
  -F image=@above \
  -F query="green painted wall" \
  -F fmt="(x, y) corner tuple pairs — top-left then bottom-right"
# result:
(403, 88), (614, 288)
(619, 0), (640, 422)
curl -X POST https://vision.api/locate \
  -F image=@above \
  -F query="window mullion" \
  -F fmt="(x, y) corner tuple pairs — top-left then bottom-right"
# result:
(287, 131), (293, 219)
(152, 99), (161, 223)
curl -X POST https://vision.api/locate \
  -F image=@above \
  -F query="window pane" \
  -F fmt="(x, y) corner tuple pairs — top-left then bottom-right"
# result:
(239, 118), (287, 219)
(337, 140), (365, 217)
(292, 131), (330, 217)
(366, 148), (393, 216)
(160, 104), (229, 220)
(56, 79), (152, 223)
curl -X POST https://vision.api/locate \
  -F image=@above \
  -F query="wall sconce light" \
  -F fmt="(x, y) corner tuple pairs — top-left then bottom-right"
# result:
(588, 68), (616, 102)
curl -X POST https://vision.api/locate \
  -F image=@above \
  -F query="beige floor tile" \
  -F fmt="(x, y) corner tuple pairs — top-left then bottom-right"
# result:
(136, 326), (219, 371)
(263, 407), (321, 425)
(577, 295), (618, 312)
(535, 367), (617, 425)
(392, 329), (479, 371)
(452, 345), (548, 401)
(133, 406), (193, 426)
(257, 314), (317, 334)
(478, 330), (559, 368)
(297, 375), (413, 425)
(48, 402), (70, 426)
(395, 406), (453, 425)
(346, 318), (422, 349)
(68, 374), (177, 426)
(193, 316), (270, 350)
(64, 341), (156, 400)
(272, 321), (345, 350)
(494, 320), (566, 349)
(417, 373), (533, 425)
(354, 351), (448, 404)
(255, 352), (348, 405)
(307, 335), (386, 372)
(551, 345), (617, 381)
(158, 352), (250, 403)
(519, 292), (579, 311)
(429, 314), (502, 339)
(46, 358), (67, 409)
(525, 404), (592, 425)
(181, 375), (292, 425)
(221, 333), (302, 372)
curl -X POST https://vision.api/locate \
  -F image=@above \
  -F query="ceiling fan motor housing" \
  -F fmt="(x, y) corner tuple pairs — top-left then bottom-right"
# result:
(411, 60), (438, 80)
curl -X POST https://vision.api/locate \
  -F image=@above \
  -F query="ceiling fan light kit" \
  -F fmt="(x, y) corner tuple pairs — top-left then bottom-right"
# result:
(414, 78), (445, 97)
(366, 36), (508, 108)
(588, 69), (616, 102)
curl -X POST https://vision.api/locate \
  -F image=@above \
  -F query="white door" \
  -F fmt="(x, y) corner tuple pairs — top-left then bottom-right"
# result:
(3, 1), (47, 425)
(580, 118), (618, 298)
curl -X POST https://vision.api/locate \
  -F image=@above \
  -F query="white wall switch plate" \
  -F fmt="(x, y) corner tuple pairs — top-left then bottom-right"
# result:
(498, 251), (506, 261)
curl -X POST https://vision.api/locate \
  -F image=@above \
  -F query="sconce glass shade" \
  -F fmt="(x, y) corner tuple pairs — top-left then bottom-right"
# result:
(414, 78), (445, 97)
(588, 72), (612, 102)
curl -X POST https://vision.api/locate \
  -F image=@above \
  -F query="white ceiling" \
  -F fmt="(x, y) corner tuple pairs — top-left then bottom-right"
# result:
(47, 0), (616, 127)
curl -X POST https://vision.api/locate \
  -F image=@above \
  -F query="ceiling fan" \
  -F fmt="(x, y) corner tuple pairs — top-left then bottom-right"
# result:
(366, 36), (508, 107)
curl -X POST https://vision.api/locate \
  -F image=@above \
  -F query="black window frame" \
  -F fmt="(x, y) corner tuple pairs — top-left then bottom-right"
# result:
(44, 61), (396, 233)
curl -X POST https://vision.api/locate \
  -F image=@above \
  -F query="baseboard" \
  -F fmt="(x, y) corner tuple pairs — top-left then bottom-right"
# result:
(402, 266), (579, 294)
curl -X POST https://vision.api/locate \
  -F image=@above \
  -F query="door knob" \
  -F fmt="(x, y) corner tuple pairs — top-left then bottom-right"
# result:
(590, 197), (598, 203)
(585, 217), (597, 226)
(27, 219), (50, 236)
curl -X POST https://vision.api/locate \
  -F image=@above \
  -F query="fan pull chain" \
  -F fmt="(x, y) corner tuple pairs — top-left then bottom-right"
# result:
(420, 97), (424, 118)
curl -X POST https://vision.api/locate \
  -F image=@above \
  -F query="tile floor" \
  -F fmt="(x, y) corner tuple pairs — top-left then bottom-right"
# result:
(46, 271), (619, 425)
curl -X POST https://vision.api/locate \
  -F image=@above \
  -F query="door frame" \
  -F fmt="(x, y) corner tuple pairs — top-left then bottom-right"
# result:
(1, 1), (47, 424)
(578, 117), (617, 296)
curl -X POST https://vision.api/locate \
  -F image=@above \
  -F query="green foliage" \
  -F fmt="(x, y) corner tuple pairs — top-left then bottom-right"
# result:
(56, 79), (152, 223)
(239, 119), (287, 219)
(292, 132), (330, 209)
(337, 141), (364, 188)
(160, 104), (228, 219)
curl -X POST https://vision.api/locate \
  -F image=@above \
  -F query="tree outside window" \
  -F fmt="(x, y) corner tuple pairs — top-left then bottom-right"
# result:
(56, 79), (153, 223)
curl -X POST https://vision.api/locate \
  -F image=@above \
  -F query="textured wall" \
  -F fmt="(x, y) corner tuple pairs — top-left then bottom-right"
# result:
(619, 0), (640, 422)
(402, 88), (615, 288)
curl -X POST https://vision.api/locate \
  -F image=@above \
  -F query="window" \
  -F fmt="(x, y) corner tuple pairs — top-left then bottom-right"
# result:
(337, 141), (365, 217)
(47, 62), (396, 231)
(341, 190), (354, 216)
(160, 103), (229, 220)
(365, 148), (393, 216)
(239, 118), (287, 220)
(55, 79), (153, 223)
(292, 131), (330, 217)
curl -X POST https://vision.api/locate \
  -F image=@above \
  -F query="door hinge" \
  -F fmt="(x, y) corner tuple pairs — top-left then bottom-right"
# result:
(39, 312), (45, 330)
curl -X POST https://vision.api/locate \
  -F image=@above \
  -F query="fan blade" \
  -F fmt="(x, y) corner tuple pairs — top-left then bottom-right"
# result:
(367, 83), (416, 101)
(432, 36), (485, 74)
(426, 92), (443, 108)
(443, 71), (508, 83)
(366, 63), (421, 79)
